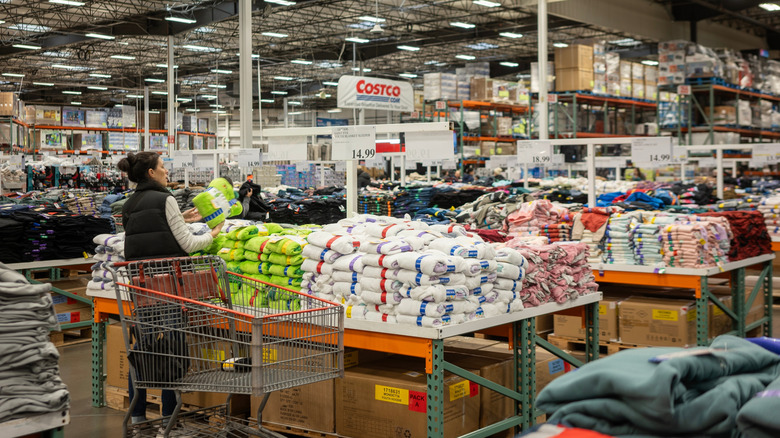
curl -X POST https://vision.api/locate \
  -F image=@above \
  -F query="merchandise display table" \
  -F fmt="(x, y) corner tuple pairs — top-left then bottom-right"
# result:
(0, 408), (68, 438)
(91, 293), (602, 437)
(772, 238), (780, 253)
(592, 254), (774, 346)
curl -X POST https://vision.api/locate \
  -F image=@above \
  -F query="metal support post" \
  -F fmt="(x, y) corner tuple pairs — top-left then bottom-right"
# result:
(239, 0), (253, 149)
(427, 339), (445, 438)
(167, 35), (175, 154)
(519, 317), (536, 427)
(764, 262), (773, 336)
(696, 276), (710, 346)
(91, 321), (106, 407)
(537, 0), (548, 141)
(143, 86), (150, 150)
(731, 267), (746, 337)
(585, 302), (600, 362)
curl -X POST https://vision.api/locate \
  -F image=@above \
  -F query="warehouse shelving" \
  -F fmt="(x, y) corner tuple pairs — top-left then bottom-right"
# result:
(547, 92), (658, 140)
(0, 116), (30, 152)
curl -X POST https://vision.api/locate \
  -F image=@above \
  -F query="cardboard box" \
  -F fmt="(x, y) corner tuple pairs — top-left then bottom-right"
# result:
(645, 66), (658, 83)
(555, 68), (593, 92)
(554, 44), (593, 69)
(704, 106), (736, 125)
(645, 84), (658, 101)
(336, 357), (480, 438)
(444, 336), (500, 350)
(495, 142), (516, 155)
(536, 348), (575, 393)
(536, 314), (554, 333)
(618, 79), (632, 97)
(0, 92), (19, 116)
(631, 62), (644, 81)
(106, 323), (130, 388)
(55, 305), (91, 325)
(632, 80), (645, 99)
(618, 296), (696, 347)
(553, 297), (622, 341)
(620, 61), (633, 80)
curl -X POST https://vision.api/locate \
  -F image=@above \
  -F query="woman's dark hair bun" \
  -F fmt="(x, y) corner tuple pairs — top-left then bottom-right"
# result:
(116, 151), (159, 183)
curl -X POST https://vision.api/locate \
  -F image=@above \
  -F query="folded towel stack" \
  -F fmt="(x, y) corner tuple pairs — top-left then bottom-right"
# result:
(87, 232), (126, 299)
(504, 200), (572, 244)
(659, 220), (730, 269)
(602, 212), (640, 265)
(758, 196), (780, 238)
(631, 214), (678, 266)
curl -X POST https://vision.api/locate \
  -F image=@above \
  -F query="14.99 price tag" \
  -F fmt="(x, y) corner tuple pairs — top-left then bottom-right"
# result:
(332, 125), (377, 161)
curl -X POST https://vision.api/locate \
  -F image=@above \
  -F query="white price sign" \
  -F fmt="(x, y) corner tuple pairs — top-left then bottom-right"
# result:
(266, 136), (308, 161)
(698, 157), (716, 167)
(331, 125), (376, 161)
(752, 143), (780, 164)
(364, 156), (385, 168)
(442, 159), (457, 170)
(490, 155), (513, 168)
(405, 159), (418, 170)
(193, 154), (214, 171)
(295, 162), (309, 173)
(517, 140), (552, 165)
(334, 161), (346, 172)
(551, 153), (565, 165)
(671, 146), (688, 164)
(5, 155), (23, 166)
(171, 150), (194, 168)
(237, 148), (263, 168)
(421, 159), (443, 167)
(404, 130), (455, 162)
(631, 137), (673, 167)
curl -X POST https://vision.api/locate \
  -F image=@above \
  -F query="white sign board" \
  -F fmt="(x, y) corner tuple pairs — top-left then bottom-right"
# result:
(404, 130), (455, 162)
(295, 162), (309, 173)
(364, 156), (385, 168)
(405, 159), (418, 170)
(266, 136), (308, 161)
(237, 148), (263, 168)
(337, 75), (414, 112)
(677, 85), (691, 95)
(331, 125), (377, 161)
(171, 150), (194, 168)
(334, 161), (346, 172)
(193, 154), (215, 171)
(442, 159), (457, 170)
(698, 157), (716, 167)
(631, 137), (673, 167)
(551, 153), (565, 166)
(517, 140), (552, 165)
(671, 146), (688, 164)
(752, 143), (780, 165)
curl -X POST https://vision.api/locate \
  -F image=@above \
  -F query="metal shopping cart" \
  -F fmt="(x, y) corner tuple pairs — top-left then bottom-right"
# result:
(111, 256), (344, 438)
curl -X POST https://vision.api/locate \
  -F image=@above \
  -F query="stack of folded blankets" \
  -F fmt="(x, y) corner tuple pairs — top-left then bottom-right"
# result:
(630, 214), (677, 267)
(603, 212), (640, 265)
(696, 211), (771, 261)
(392, 187), (436, 218)
(63, 192), (106, 216)
(0, 265), (70, 423)
(87, 233), (126, 299)
(539, 223), (572, 243)
(300, 215), (528, 327)
(758, 196), (780, 238)
(358, 191), (395, 217)
(659, 218), (731, 268)
(0, 217), (25, 263)
(571, 207), (613, 265)
(504, 200), (571, 243)
(455, 192), (533, 231)
(212, 220), (260, 274)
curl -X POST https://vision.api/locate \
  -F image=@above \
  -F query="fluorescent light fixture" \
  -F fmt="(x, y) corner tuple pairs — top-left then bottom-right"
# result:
(126, 94), (144, 98)
(182, 44), (220, 52)
(70, 101), (81, 105)
(9, 23), (51, 32)
(450, 22), (476, 29)
(271, 91), (288, 95)
(177, 98), (192, 102)
(33, 82), (54, 86)
(62, 90), (82, 95)
(611, 38), (637, 46)
(50, 0), (85, 5)
(165, 16), (197, 24)
(552, 42), (568, 48)
(399, 73), (417, 78)
(641, 60), (659, 66)
(201, 94), (217, 99)
(110, 55), (135, 60)
(260, 99), (275, 103)
(2, 73), (24, 77)
(151, 91), (168, 95)
(456, 54), (476, 60)
(207, 84), (227, 88)
(288, 100), (302, 105)
(265, 0), (296, 5)
(274, 76), (295, 81)
(213, 110), (227, 114)
(397, 45), (421, 51)
(209, 104), (224, 108)
(42, 50), (70, 57)
(148, 110), (160, 114)
(211, 68), (233, 74)
(499, 32), (523, 38)
(500, 61), (519, 67)
(473, 0), (500, 7)
(89, 73), (111, 78)
(144, 78), (165, 83)
(759, 3), (780, 11)
(233, 52), (260, 58)
(52, 64), (73, 69)
(327, 108), (342, 113)
(155, 64), (178, 68)
(291, 59), (312, 65)
(185, 108), (200, 112)
(322, 81), (338, 86)
(194, 26), (215, 33)
(346, 37), (369, 43)
(358, 16), (385, 22)
(288, 111), (303, 115)
(325, 93), (332, 97)
(12, 44), (41, 50)
(85, 33), (114, 40)
(87, 86), (108, 90)
(465, 42), (498, 50)
(261, 31), (288, 38)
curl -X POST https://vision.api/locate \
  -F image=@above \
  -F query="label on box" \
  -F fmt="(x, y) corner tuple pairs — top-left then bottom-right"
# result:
(56, 311), (82, 323)
(598, 304), (606, 315)
(408, 390), (427, 413)
(548, 359), (565, 375)
(449, 380), (470, 401)
(201, 348), (226, 362)
(713, 305), (724, 316)
(375, 385), (408, 405)
(262, 348), (278, 363)
(652, 309), (678, 321)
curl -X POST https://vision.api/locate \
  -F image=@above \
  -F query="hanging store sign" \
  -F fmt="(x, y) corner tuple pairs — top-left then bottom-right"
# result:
(405, 130), (455, 162)
(631, 137), (673, 167)
(237, 148), (263, 168)
(337, 75), (414, 112)
(171, 150), (194, 168)
(331, 125), (377, 161)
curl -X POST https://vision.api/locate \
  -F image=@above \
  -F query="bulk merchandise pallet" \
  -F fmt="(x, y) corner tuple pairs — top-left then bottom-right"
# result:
(90, 293), (603, 437)
(592, 254), (774, 346)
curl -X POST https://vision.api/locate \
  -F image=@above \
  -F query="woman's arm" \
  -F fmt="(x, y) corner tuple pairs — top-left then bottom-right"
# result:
(165, 197), (214, 253)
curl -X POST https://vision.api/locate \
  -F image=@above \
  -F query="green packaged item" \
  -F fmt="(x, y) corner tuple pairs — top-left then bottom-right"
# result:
(264, 237), (305, 256)
(217, 247), (245, 261)
(270, 275), (302, 288)
(244, 236), (271, 253)
(267, 263), (304, 278)
(203, 235), (227, 254)
(264, 223), (284, 234)
(226, 261), (242, 273)
(243, 250), (261, 261)
(239, 261), (273, 276)
(268, 299), (301, 312)
(265, 253), (304, 266)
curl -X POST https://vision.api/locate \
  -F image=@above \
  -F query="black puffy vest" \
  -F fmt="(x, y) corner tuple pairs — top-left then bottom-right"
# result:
(123, 182), (187, 261)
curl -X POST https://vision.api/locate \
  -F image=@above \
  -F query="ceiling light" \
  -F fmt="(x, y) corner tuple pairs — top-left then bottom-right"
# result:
(466, 42), (498, 50)
(288, 111), (303, 115)
(265, 0), (296, 5)
(473, 0), (501, 6)
(49, 0), (85, 5)
(144, 78), (165, 83)
(358, 16), (385, 22)
(397, 45), (420, 51)
(89, 73), (111, 78)
(85, 33), (115, 40)
(553, 42), (568, 48)
(500, 61), (519, 67)
(611, 38), (637, 46)
(346, 37), (369, 43)
(155, 64), (178, 68)
(271, 91), (287, 95)
(322, 81), (339, 86)
(53, 64), (74, 69)
(759, 3), (780, 11)
(185, 108), (200, 112)
(456, 54), (476, 60)
(274, 76), (295, 81)
(194, 26), (215, 33)
(207, 84), (227, 88)
(33, 82), (54, 86)
(213, 110), (227, 114)
(110, 55), (135, 60)
(234, 52), (260, 58)
(9, 23), (51, 32)
(70, 101), (82, 105)
(87, 86), (108, 90)
(151, 91), (168, 95)
(288, 100), (302, 105)
(2, 73), (24, 77)
(325, 93), (332, 97)
(327, 108), (342, 113)
(126, 94), (143, 98)
(261, 32), (288, 38)
(260, 99), (275, 103)
(211, 69), (232, 74)
(165, 16), (197, 24)
(370, 23), (383, 33)
(209, 104), (224, 108)
(450, 22), (476, 29)
(291, 59), (312, 65)
(201, 94), (217, 99)
(177, 98), (192, 102)
(62, 90), (82, 95)
(499, 32), (523, 39)
(148, 110), (160, 114)
(641, 60), (659, 66)
(12, 44), (41, 50)
(399, 73), (417, 78)
(182, 44), (220, 52)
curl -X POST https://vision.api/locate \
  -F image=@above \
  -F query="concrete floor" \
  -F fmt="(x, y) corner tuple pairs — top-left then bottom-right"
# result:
(60, 306), (780, 437)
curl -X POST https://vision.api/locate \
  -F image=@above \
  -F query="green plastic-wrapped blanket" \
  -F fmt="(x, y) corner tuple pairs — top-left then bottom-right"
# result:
(267, 263), (304, 278)
(269, 299), (301, 312)
(244, 236), (271, 254)
(203, 235), (227, 254)
(239, 261), (273, 276)
(264, 237), (306, 256)
(261, 253), (304, 266)
(243, 251), (261, 261)
(226, 261), (242, 273)
(737, 372), (780, 437)
(269, 275), (302, 289)
(537, 335), (780, 437)
(217, 247), (244, 261)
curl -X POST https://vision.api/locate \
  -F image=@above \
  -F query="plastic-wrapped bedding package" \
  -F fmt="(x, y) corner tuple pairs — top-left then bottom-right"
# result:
(758, 196), (780, 238)
(299, 214), (528, 327)
(571, 207), (615, 265)
(504, 200), (572, 244)
(86, 232), (127, 299)
(630, 214), (678, 267)
(602, 212), (640, 265)
(659, 218), (731, 269)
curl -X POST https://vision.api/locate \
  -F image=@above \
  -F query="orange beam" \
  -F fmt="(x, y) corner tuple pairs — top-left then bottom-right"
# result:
(593, 270), (703, 297)
(344, 329), (433, 372)
(773, 242), (780, 252)
(93, 297), (131, 322)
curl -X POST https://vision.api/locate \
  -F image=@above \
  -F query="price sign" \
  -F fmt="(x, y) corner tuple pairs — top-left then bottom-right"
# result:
(631, 137), (673, 167)
(698, 157), (716, 167)
(517, 140), (552, 165)
(441, 159), (457, 170)
(548, 94), (558, 104)
(421, 159), (443, 167)
(237, 148), (263, 168)
(435, 101), (446, 110)
(671, 146), (688, 164)
(405, 130), (455, 162)
(752, 143), (780, 164)
(295, 162), (309, 173)
(332, 125), (376, 161)
(677, 85), (691, 95)
(193, 154), (215, 171)
(364, 156), (385, 168)
(334, 161), (346, 172)
(405, 159), (418, 170)
(6, 155), (23, 166)
(266, 136), (307, 161)
(171, 150), (194, 168)
(551, 153), (565, 165)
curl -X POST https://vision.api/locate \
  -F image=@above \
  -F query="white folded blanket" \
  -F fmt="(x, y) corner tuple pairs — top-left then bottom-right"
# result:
(395, 229), (442, 244)
(397, 299), (453, 317)
(93, 233), (125, 246)
(388, 253), (453, 275)
(389, 269), (440, 286)
(301, 259), (334, 276)
(396, 314), (453, 327)
(464, 273), (497, 290)
(365, 222), (412, 238)
(361, 278), (404, 293)
(494, 289), (519, 304)
(494, 247), (526, 267)
(361, 291), (404, 305)
(302, 244), (342, 263)
(494, 278), (521, 292)
(361, 254), (399, 269)
(307, 231), (360, 254)
(469, 283), (494, 296)
(428, 224), (468, 236)
(333, 282), (361, 298)
(345, 304), (368, 319)
(362, 266), (393, 278)
(428, 239), (484, 259)
(496, 262), (524, 280)
(463, 259), (496, 275)
(332, 254), (366, 273)
(367, 303), (397, 315)
(360, 237), (423, 255)
(94, 253), (125, 262)
(398, 285), (469, 303)
(331, 271), (360, 283)
(92, 269), (114, 281)
(364, 310), (397, 323)
(87, 278), (116, 290)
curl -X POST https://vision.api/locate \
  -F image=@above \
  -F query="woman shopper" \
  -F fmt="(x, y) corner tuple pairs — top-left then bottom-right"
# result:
(117, 152), (223, 436)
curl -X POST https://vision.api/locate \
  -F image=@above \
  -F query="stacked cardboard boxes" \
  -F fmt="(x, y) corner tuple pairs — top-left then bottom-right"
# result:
(554, 45), (593, 92)
(592, 43), (607, 95)
(632, 62), (645, 99)
(618, 61), (633, 97)
(658, 40), (690, 86)
(606, 53), (621, 96)
(424, 73), (457, 101)
(645, 65), (659, 101)
(530, 61), (555, 93)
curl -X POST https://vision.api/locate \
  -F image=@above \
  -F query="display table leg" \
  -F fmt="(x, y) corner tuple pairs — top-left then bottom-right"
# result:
(696, 276), (709, 346)
(427, 339), (445, 438)
(91, 321), (105, 407)
(585, 301), (600, 362)
(519, 318), (536, 428)
(731, 268), (746, 337)
(764, 262), (773, 336)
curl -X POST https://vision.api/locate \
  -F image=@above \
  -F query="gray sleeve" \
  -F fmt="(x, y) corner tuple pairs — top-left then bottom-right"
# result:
(165, 197), (213, 253)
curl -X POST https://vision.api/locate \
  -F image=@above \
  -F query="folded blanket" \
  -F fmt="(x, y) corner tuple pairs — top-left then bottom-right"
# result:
(496, 262), (524, 280)
(333, 282), (361, 298)
(397, 299), (453, 318)
(737, 373), (780, 437)
(263, 252), (304, 266)
(361, 290), (404, 305)
(307, 231), (360, 254)
(217, 247), (244, 261)
(364, 310), (397, 323)
(495, 247), (526, 266)
(244, 236), (271, 254)
(361, 254), (399, 269)
(395, 229), (442, 244)
(494, 278), (521, 292)
(269, 275), (302, 288)
(243, 250), (261, 261)
(360, 237), (423, 255)
(331, 270), (360, 283)
(360, 278), (404, 293)
(464, 273), (496, 290)
(345, 304), (368, 319)
(332, 254), (366, 273)
(264, 236), (306, 256)
(302, 244), (342, 263)
(267, 263), (304, 278)
(398, 284), (469, 302)
(469, 283), (494, 296)
(301, 259), (334, 276)
(390, 269), (441, 286)
(463, 259), (496, 275)
(395, 313), (452, 327)
(365, 222), (411, 238)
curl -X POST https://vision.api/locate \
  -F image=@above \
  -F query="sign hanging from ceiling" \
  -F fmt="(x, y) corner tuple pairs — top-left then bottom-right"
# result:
(337, 75), (414, 112)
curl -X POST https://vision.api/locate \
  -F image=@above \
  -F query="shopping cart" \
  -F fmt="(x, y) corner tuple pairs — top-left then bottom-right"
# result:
(111, 256), (344, 438)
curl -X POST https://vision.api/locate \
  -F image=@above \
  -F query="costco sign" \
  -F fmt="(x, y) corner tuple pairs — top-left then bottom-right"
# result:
(337, 75), (414, 112)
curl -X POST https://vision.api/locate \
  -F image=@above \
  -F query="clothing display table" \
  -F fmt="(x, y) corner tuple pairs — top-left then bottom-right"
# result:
(0, 408), (68, 438)
(592, 254), (774, 346)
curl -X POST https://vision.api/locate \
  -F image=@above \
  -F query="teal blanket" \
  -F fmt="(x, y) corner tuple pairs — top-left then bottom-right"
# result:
(737, 374), (780, 438)
(537, 336), (780, 437)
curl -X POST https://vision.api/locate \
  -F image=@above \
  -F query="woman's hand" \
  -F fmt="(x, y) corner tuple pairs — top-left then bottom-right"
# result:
(210, 221), (224, 238)
(182, 207), (202, 223)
